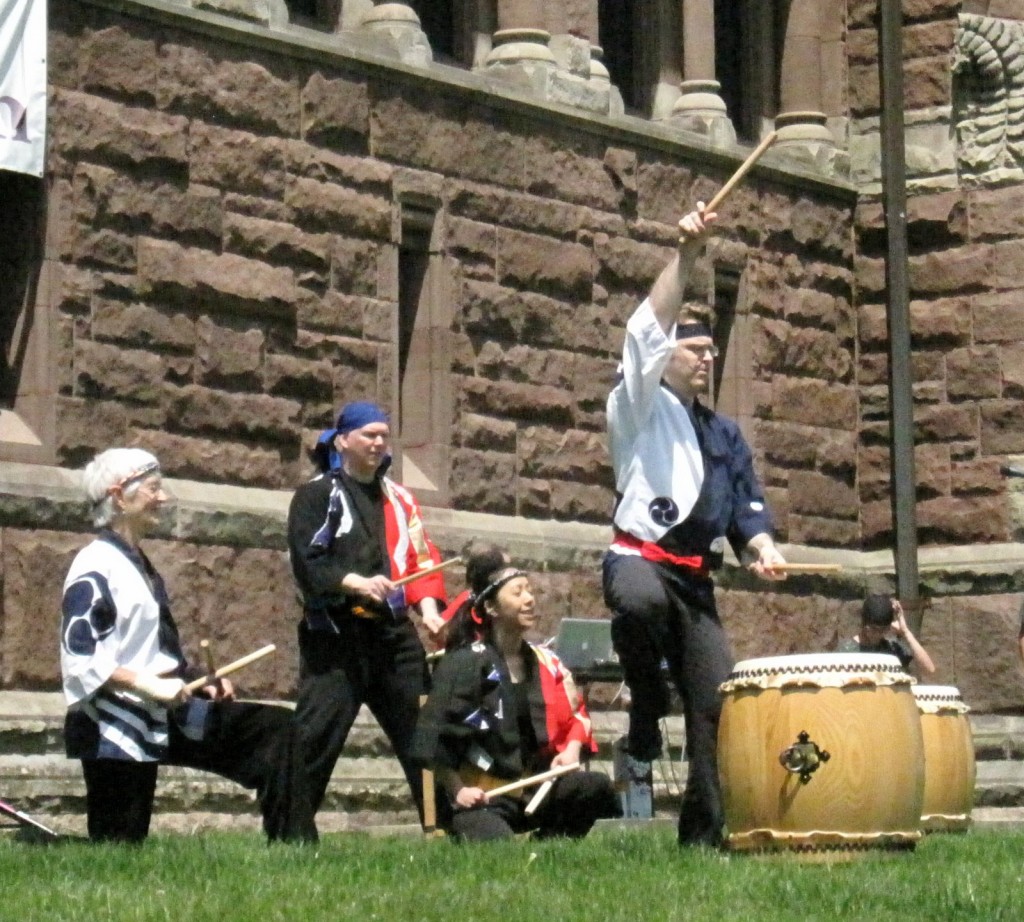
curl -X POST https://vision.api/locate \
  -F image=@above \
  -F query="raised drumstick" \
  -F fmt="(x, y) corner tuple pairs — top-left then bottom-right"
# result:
(704, 131), (778, 214)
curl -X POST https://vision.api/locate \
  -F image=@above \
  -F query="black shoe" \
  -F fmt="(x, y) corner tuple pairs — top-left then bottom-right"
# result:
(626, 720), (663, 762)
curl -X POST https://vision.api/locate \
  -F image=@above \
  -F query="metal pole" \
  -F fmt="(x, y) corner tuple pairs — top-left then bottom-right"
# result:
(877, 0), (921, 630)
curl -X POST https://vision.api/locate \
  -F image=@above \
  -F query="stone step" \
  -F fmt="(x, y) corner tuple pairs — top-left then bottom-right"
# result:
(4, 693), (1024, 833)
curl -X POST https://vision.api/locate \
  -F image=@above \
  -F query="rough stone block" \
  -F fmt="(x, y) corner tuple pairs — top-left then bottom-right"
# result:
(73, 339), (165, 408)
(454, 412), (518, 452)
(166, 384), (301, 445)
(371, 85), (525, 188)
(1, 529), (84, 687)
(263, 353), (333, 402)
(195, 317), (265, 390)
(917, 494), (1009, 543)
(328, 236), (383, 296)
(477, 343), (575, 389)
(73, 163), (223, 247)
(140, 429), (298, 489)
(914, 442), (952, 498)
(55, 397), (129, 467)
(147, 541), (299, 699)
(981, 400), (1024, 453)
(788, 470), (859, 519)
(137, 238), (300, 315)
(946, 346), (1004, 401)
(448, 182), (582, 240)
(908, 246), (993, 296)
(593, 233), (670, 293)
(156, 40), (298, 136)
(286, 177), (390, 238)
(301, 71), (371, 148)
(51, 89), (189, 174)
(770, 377), (858, 428)
(522, 130), (620, 211)
(973, 291), (1024, 343)
(189, 123), (288, 198)
(496, 227), (593, 301)
(548, 479), (612, 524)
(949, 594), (1023, 712)
(518, 425), (612, 484)
(916, 402), (979, 442)
(448, 448), (517, 515)
(224, 212), (329, 272)
(457, 376), (574, 427)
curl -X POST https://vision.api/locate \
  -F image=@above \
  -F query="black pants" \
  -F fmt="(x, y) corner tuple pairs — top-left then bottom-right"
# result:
(292, 618), (431, 838)
(603, 552), (733, 846)
(80, 700), (308, 843)
(449, 771), (621, 842)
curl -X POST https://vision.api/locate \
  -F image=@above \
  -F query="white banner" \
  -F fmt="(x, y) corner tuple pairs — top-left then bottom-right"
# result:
(0, 0), (46, 177)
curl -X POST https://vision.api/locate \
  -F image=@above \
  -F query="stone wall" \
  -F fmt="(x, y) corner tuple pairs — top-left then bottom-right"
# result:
(3, 0), (1024, 711)
(850, 3), (1024, 550)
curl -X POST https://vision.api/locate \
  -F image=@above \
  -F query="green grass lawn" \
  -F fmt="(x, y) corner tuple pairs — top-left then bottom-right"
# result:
(1, 825), (1021, 922)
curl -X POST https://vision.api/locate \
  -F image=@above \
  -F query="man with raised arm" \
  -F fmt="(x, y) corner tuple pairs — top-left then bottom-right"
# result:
(602, 203), (786, 847)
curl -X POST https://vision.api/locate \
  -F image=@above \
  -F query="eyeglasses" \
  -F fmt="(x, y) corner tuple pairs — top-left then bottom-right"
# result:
(681, 344), (720, 359)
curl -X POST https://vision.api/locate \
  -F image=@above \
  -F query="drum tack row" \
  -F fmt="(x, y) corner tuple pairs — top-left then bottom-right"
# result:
(717, 653), (976, 856)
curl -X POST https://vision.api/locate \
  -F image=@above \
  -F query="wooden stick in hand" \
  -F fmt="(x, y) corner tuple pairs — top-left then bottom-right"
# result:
(392, 556), (463, 590)
(484, 762), (580, 800)
(184, 643), (276, 693)
(770, 563), (843, 573)
(704, 131), (778, 213)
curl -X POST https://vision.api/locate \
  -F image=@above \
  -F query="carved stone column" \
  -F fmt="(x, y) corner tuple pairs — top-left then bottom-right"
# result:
(360, 1), (432, 66)
(483, 0), (610, 113)
(671, 0), (735, 144)
(774, 0), (836, 165)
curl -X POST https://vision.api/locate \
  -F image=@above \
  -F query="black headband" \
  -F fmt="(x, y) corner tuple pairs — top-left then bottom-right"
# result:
(473, 569), (527, 611)
(675, 321), (713, 340)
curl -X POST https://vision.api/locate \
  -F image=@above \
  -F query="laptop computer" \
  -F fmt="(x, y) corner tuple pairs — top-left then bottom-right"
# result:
(552, 618), (622, 683)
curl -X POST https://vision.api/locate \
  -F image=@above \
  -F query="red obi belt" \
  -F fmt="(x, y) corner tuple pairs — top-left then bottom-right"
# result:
(610, 530), (709, 576)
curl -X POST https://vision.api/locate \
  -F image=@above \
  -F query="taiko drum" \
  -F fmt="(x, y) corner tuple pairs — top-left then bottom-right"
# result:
(912, 685), (975, 832)
(718, 653), (924, 854)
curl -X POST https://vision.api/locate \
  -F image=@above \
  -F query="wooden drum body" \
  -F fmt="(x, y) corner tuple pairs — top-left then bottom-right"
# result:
(912, 685), (975, 832)
(718, 653), (924, 853)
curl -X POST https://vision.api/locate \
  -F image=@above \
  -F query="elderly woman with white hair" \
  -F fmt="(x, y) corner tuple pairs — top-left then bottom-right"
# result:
(60, 448), (310, 842)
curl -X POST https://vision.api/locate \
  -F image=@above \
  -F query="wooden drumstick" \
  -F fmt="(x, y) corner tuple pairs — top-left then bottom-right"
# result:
(184, 643), (276, 693)
(524, 779), (555, 816)
(771, 563), (844, 573)
(199, 638), (217, 675)
(391, 555), (463, 590)
(704, 131), (778, 214)
(484, 762), (580, 800)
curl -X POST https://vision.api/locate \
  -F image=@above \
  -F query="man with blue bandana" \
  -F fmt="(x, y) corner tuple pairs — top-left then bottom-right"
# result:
(603, 203), (787, 847)
(287, 401), (447, 839)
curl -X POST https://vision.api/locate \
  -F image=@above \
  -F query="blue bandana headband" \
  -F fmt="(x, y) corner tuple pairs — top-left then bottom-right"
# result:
(336, 401), (390, 434)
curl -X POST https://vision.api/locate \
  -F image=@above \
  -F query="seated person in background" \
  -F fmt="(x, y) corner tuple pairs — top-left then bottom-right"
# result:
(411, 546), (621, 842)
(839, 593), (936, 675)
(61, 448), (307, 843)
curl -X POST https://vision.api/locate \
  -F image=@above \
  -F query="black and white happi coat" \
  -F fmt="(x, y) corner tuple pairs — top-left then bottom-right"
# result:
(60, 529), (203, 762)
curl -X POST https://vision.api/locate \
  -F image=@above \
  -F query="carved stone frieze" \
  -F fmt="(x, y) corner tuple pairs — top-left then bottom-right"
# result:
(954, 13), (1024, 184)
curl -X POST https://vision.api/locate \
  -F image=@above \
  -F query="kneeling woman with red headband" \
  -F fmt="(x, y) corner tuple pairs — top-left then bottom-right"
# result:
(411, 546), (620, 841)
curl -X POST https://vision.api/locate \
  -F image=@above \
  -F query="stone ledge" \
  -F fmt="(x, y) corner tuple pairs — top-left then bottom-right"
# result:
(73, 0), (855, 202)
(7, 462), (1024, 581)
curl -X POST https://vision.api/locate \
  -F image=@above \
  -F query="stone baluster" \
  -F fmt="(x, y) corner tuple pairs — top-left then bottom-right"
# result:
(483, 0), (610, 113)
(671, 0), (736, 145)
(359, 0), (432, 66)
(774, 0), (837, 166)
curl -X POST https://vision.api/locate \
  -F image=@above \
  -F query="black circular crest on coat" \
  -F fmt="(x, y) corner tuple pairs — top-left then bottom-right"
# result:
(649, 496), (679, 527)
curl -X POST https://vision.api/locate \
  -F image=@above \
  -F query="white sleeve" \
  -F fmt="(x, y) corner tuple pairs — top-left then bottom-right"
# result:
(617, 298), (675, 427)
(60, 549), (122, 706)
